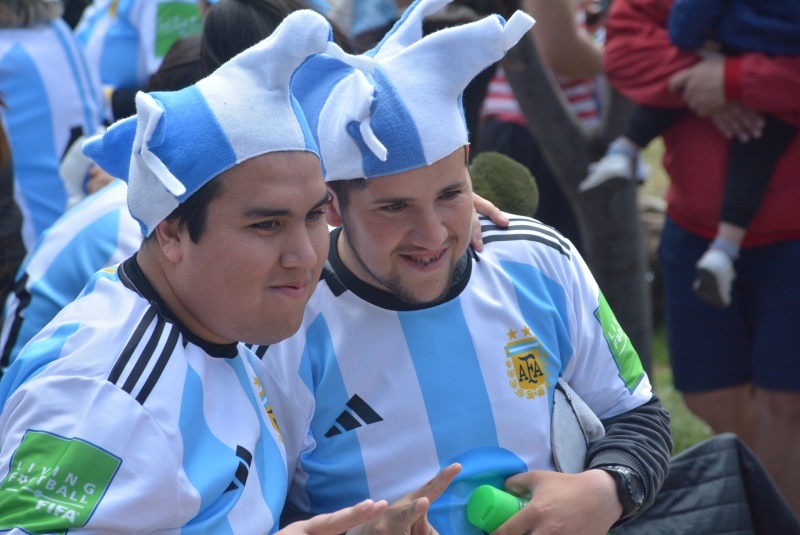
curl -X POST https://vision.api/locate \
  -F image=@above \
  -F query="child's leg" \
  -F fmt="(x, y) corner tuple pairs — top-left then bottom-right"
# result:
(694, 115), (798, 308)
(625, 105), (683, 148)
(721, 115), (797, 234)
(580, 105), (683, 192)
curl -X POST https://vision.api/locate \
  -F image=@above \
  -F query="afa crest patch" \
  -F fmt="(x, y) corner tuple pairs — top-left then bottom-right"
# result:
(504, 326), (550, 399)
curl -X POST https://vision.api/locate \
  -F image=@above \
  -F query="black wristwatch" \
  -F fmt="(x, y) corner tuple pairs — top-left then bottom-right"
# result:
(599, 465), (645, 521)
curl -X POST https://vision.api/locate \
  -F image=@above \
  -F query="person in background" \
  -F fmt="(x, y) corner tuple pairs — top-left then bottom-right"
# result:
(200, 0), (354, 77)
(0, 111), (25, 310)
(62, 0), (91, 27)
(582, 0), (800, 310)
(75, 0), (203, 120)
(0, 0), (106, 250)
(477, 0), (606, 253)
(264, 1), (671, 534)
(604, 0), (800, 516)
(316, 0), (399, 51)
(0, 29), (205, 376)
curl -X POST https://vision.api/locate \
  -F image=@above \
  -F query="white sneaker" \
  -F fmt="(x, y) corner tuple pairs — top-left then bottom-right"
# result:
(579, 152), (635, 193)
(693, 248), (736, 308)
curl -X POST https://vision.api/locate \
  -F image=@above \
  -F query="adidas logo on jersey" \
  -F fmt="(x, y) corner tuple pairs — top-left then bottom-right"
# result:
(224, 446), (253, 492)
(325, 394), (383, 438)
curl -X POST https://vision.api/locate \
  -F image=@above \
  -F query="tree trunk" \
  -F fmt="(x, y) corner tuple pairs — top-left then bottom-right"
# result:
(493, 0), (653, 375)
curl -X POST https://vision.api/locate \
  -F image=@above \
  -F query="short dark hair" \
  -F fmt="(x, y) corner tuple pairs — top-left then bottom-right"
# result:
(327, 177), (367, 216)
(147, 34), (203, 92)
(200, 0), (354, 77)
(144, 175), (224, 245)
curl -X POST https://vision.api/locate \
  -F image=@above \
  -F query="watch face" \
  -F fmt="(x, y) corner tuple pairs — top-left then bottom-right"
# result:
(625, 470), (645, 505)
(604, 465), (645, 516)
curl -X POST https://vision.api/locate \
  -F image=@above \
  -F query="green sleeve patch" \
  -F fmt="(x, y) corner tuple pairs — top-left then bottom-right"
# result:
(155, 2), (202, 57)
(0, 431), (121, 533)
(594, 292), (645, 392)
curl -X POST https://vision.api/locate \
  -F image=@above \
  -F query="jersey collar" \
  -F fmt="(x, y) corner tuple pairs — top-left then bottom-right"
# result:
(119, 254), (239, 358)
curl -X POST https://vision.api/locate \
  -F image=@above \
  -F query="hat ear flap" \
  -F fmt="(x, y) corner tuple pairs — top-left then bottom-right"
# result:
(220, 9), (334, 92)
(388, 11), (535, 101)
(82, 116), (137, 181)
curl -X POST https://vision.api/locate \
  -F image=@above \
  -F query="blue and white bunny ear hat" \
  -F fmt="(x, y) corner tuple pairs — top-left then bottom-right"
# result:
(292, 0), (534, 181)
(82, 10), (374, 236)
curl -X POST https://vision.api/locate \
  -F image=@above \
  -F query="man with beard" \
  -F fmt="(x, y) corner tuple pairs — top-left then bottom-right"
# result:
(263, 1), (672, 534)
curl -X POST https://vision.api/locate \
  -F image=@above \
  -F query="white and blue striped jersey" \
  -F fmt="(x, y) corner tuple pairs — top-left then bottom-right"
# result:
(76, 0), (203, 92)
(0, 180), (141, 371)
(0, 257), (287, 533)
(0, 19), (106, 249)
(263, 216), (652, 535)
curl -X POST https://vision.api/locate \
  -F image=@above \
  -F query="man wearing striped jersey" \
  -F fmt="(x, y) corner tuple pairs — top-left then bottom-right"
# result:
(0, 11), (388, 534)
(75, 0), (203, 120)
(0, 179), (141, 374)
(263, 1), (672, 534)
(0, 0), (106, 251)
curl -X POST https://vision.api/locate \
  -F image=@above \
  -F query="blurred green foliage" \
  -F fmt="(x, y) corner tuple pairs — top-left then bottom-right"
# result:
(470, 152), (539, 218)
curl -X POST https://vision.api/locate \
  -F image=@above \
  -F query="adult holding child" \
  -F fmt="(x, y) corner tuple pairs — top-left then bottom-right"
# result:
(604, 0), (800, 516)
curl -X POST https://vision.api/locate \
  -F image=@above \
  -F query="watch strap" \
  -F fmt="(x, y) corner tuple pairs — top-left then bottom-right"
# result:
(599, 465), (645, 520)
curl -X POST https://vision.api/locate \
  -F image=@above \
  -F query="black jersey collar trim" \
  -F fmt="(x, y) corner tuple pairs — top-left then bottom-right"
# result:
(119, 255), (239, 359)
(324, 227), (472, 311)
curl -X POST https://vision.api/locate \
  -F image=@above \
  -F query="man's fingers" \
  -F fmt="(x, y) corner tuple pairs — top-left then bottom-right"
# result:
(408, 499), (438, 535)
(729, 103), (764, 139)
(470, 209), (484, 252)
(473, 193), (509, 227)
(503, 470), (542, 498)
(470, 191), (508, 251)
(366, 496), (430, 535)
(404, 497), (431, 526)
(667, 70), (688, 94)
(291, 499), (388, 535)
(710, 113), (735, 139)
(709, 103), (765, 142)
(408, 463), (462, 502)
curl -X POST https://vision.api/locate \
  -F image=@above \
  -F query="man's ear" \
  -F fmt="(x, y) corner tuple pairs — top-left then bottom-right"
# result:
(326, 186), (343, 227)
(153, 218), (184, 264)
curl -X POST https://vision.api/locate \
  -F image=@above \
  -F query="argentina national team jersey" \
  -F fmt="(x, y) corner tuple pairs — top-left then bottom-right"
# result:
(0, 257), (286, 533)
(0, 180), (141, 371)
(0, 19), (106, 249)
(263, 215), (652, 535)
(76, 0), (203, 92)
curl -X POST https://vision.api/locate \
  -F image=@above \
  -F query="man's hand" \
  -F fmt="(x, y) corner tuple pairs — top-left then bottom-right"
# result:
(347, 463), (462, 535)
(493, 469), (621, 535)
(277, 499), (388, 535)
(668, 52), (726, 117)
(708, 102), (764, 143)
(472, 193), (509, 252)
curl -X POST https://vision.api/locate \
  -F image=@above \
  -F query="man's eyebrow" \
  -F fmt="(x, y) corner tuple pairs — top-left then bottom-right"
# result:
(242, 193), (330, 219)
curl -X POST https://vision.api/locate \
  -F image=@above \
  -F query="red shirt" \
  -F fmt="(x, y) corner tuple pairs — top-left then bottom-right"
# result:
(604, 0), (800, 246)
